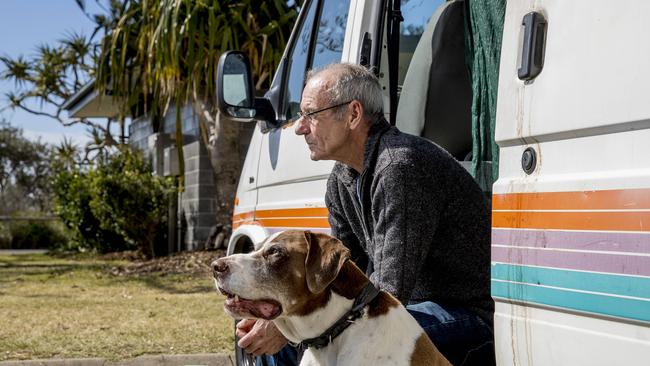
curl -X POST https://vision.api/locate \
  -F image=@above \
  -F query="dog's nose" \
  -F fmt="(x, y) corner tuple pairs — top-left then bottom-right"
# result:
(211, 258), (229, 277)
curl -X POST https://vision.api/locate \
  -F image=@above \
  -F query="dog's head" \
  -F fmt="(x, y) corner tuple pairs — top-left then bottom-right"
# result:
(212, 230), (350, 320)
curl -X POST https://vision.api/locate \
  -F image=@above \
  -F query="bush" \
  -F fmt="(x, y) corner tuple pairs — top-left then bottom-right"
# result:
(52, 148), (172, 257)
(0, 221), (68, 250)
(52, 169), (129, 253)
(0, 223), (11, 249)
(90, 149), (172, 258)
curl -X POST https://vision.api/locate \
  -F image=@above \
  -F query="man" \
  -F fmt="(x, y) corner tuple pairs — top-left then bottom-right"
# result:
(237, 63), (494, 366)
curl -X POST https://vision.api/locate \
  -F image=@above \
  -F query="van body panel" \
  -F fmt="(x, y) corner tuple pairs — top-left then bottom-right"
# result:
(231, 122), (261, 222)
(494, 303), (650, 366)
(496, 0), (650, 146)
(229, 122), (264, 253)
(343, 0), (384, 66)
(494, 0), (650, 364)
(225, 0), (650, 363)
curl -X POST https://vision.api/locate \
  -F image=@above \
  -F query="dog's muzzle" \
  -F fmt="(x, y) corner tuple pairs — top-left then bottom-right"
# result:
(211, 256), (282, 320)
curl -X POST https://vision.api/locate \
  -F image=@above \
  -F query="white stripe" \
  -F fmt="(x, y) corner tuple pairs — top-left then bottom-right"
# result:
(491, 279), (650, 302)
(491, 244), (650, 257)
(492, 227), (650, 234)
(265, 227), (331, 232)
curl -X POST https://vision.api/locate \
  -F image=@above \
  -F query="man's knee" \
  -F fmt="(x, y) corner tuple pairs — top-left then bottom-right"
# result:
(406, 301), (495, 366)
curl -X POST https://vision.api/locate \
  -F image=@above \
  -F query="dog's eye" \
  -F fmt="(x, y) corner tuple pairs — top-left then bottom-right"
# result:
(265, 246), (284, 258)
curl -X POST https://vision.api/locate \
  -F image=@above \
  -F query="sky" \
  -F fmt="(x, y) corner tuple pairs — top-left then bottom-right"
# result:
(0, 0), (436, 148)
(0, 0), (106, 147)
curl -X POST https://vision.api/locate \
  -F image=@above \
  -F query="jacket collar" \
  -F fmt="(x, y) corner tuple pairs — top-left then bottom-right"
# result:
(336, 117), (392, 185)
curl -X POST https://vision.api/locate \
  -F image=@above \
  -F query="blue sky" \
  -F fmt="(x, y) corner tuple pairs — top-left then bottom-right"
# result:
(0, 0), (105, 146)
(0, 0), (439, 147)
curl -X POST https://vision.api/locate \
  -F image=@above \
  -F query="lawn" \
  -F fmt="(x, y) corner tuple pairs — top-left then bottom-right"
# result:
(0, 251), (234, 361)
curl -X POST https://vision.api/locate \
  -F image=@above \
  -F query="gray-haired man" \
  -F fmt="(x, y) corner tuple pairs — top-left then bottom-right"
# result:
(238, 63), (495, 366)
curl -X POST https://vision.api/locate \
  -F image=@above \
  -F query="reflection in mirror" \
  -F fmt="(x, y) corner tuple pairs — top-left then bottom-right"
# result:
(226, 106), (256, 119)
(222, 53), (253, 108)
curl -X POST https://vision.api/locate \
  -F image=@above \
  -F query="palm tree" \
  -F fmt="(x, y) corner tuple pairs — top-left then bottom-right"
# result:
(0, 30), (121, 158)
(93, 0), (298, 246)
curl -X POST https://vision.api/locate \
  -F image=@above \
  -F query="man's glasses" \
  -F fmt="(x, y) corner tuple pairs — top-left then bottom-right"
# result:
(296, 100), (352, 123)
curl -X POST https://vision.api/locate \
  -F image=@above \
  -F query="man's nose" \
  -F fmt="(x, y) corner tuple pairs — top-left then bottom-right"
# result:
(211, 258), (229, 278)
(294, 116), (309, 135)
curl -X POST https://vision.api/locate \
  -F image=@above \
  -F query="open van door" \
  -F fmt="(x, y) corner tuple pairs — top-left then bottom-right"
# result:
(493, 1), (650, 365)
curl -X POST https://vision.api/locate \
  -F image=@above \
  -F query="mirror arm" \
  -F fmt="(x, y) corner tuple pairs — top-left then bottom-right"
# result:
(253, 97), (277, 125)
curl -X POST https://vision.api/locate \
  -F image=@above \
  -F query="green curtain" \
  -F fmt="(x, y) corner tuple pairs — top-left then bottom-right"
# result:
(464, 0), (506, 192)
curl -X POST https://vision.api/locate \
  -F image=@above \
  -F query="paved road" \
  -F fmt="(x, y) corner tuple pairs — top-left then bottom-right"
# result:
(0, 354), (234, 366)
(0, 249), (48, 255)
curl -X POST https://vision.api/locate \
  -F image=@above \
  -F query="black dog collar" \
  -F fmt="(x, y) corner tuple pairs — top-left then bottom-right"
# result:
(289, 281), (381, 351)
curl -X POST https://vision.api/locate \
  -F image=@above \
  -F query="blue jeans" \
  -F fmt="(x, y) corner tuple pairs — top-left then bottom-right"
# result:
(258, 346), (299, 366)
(264, 302), (494, 366)
(407, 301), (495, 366)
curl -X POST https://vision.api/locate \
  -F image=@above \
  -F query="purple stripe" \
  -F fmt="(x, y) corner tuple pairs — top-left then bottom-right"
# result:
(492, 246), (650, 276)
(266, 227), (331, 235)
(492, 228), (650, 254)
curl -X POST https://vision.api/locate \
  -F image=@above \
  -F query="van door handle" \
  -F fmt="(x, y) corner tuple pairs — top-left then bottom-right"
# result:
(249, 177), (254, 184)
(518, 12), (547, 81)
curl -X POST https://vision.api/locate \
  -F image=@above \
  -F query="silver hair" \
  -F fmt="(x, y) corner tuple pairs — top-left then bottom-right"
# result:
(305, 63), (384, 121)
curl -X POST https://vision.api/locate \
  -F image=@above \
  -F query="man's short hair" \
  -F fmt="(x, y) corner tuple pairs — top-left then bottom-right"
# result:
(305, 63), (384, 122)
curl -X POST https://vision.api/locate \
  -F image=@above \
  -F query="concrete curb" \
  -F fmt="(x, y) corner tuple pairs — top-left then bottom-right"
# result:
(0, 354), (234, 366)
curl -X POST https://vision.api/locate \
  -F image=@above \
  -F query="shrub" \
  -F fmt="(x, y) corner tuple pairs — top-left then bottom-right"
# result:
(90, 149), (172, 258)
(2, 221), (67, 250)
(0, 223), (11, 249)
(52, 168), (129, 253)
(52, 148), (172, 257)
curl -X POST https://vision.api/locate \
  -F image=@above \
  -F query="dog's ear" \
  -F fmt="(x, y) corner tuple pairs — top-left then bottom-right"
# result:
(304, 231), (350, 294)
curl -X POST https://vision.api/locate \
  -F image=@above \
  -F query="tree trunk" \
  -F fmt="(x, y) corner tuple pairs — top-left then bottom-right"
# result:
(193, 96), (241, 249)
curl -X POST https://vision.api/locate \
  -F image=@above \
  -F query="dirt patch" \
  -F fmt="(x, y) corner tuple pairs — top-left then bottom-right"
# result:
(104, 249), (226, 277)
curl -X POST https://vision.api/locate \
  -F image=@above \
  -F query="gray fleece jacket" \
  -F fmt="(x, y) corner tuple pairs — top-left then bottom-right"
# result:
(325, 118), (493, 325)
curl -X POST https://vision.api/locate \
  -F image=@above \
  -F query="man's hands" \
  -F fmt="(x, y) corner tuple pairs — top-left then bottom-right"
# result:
(236, 319), (288, 356)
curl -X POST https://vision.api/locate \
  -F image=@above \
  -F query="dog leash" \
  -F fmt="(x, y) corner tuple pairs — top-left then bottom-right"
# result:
(289, 281), (381, 351)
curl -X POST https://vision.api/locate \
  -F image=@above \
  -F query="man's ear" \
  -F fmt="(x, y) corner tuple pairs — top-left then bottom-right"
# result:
(304, 231), (351, 294)
(348, 100), (365, 129)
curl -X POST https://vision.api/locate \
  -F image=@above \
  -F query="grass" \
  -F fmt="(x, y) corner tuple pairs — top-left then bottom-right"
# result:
(0, 253), (234, 361)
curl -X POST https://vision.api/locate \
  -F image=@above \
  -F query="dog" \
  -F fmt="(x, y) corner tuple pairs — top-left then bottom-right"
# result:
(212, 230), (451, 366)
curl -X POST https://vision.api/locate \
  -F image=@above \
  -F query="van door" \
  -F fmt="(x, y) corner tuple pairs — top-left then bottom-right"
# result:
(493, 1), (650, 365)
(252, 0), (381, 238)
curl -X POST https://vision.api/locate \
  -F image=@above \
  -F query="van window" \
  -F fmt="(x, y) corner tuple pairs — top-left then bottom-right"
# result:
(285, 1), (318, 121)
(398, 0), (444, 94)
(311, 0), (350, 70)
(284, 0), (351, 122)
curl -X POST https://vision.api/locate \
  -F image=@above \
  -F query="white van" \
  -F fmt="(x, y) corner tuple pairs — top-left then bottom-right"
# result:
(216, 0), (650, 365)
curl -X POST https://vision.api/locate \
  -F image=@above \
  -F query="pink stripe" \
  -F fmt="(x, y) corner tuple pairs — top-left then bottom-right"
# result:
(492, 228), (650, 254)
(492, 246), (650, 277)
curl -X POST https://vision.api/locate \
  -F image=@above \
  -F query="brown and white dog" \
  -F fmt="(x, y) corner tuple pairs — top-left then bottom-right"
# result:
(212, 230), (451, 366)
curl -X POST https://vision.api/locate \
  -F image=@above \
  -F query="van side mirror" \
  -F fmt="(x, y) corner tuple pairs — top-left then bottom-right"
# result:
(216, 51), (276, 124)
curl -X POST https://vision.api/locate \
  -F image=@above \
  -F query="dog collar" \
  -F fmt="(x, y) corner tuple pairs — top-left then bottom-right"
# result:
(290, 281), (381, 351)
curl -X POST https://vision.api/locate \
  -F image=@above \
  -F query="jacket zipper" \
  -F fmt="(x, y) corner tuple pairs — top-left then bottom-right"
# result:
(354, 169), (372, 244)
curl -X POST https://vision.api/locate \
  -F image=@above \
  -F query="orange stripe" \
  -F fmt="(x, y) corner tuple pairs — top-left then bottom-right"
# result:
(493, 211), (650, 231)
(255, 207), (329, 218)
(257, 217), (330, 228)
(231, 207), (330, 230)
(493, 188), (650, 211)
